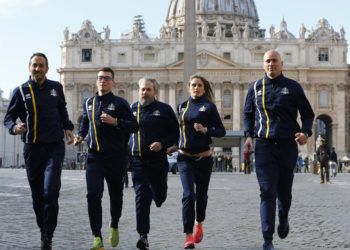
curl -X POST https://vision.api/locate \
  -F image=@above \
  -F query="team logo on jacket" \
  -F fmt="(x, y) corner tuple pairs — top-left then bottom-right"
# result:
(87, 105), (92, 111)
(152, 110), (160, 116)
(107, 103), (115, 110)
(133, 111), (137, 116)
(50, 89), (57, 96)
(25, 93), (31, 99)
(281, 87), (289, 95)
(257, 90), (262, 96)
(199, 106), (206, 112)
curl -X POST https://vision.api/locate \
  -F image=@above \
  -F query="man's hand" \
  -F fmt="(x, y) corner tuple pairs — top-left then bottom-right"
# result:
(65, 130), (74, 145)
(13, 123), (27, 134)
(166, 145), (178, 156)
(100, 111), (117, 126)
(73, 135), (83, 145)
(244, 137), (254, 153)
(149, 142), (162, 152)
(295, 132), (308, 146)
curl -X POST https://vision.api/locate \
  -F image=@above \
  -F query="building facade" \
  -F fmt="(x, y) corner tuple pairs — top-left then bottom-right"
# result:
(0, 90), (24, 168)
(58, 0), (349, 160)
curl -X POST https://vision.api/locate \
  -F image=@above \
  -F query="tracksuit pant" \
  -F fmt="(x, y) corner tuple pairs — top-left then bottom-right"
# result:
(86, 151), (125, 237)
(177, 154), (213, 234)
(131, 156), (168, 235)
(23, 141), (65, 238)
(254, 138), (298, 241)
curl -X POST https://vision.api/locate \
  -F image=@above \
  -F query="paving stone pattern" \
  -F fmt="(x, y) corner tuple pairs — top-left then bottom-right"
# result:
(0, 169), (349, 250)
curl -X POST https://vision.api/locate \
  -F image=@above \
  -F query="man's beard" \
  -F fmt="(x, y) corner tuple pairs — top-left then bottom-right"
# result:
(140, 97), (155, 106)
(32, 73), (45, 83)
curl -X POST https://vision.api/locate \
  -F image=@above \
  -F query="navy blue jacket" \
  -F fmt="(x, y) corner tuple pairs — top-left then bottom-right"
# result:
(130, 100), (179, 159)
(244, 74), (315, 140)
(4, 78), (74, 144)
(178, 96), (226, 154)
(78, 92), (138, 154)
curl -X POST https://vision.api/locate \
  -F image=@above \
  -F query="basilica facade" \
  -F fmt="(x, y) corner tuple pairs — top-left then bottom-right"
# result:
(59, 0), (349, 159)
(2, 0), (348, 167)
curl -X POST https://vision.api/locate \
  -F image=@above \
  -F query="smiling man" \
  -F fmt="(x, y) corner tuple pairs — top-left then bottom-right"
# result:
(4, 52), (74, 250)
(243, 50), (315, 250)
(74, 67), (138, 250)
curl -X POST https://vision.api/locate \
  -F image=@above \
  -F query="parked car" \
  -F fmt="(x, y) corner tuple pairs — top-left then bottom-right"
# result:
(167, 152), (178, 174)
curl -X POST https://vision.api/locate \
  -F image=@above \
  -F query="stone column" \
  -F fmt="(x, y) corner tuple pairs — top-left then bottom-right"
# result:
(169, 82), (176, 111)
(132, 82), (139, 103)
(64, 82), (75, 125)
(232, 82), (241, 130)
(335, 83), (346, 155)
(158, 83), (166, 102)
(214, 82), (222, 115)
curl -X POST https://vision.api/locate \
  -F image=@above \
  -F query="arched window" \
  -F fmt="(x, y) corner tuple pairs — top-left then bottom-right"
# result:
(118, 90), (125, 99)
(223, 89), (232, 108)
(319, 90), (328, 108)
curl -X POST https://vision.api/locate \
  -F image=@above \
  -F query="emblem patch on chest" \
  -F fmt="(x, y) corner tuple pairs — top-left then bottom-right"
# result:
(199, 106), (206, 112)
(281, 87), (289, 95)
(50, 89), (57, 96)
(87, 105), (92, 111)
(153, 110), (160, 116)
(25, 93), (31, 99)
(107, 103), (115, 110)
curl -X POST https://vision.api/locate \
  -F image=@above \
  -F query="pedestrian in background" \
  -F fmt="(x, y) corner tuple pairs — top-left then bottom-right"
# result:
(177, 74), (226, 249)
(74, 67), (138, 250)
(4, 52), (74, 250)
(244, 50), (314, 250)
(129, 78), (179, 250)
(329, 147), (338, 177)
(316, 138), (331, 183)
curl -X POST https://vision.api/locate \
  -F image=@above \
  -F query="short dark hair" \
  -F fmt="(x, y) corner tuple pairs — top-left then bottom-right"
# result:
(98, 67), (114, 79)
(29, 52), (49, 67)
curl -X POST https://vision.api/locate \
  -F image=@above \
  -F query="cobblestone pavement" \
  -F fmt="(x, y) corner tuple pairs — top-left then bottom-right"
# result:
(0, 169), (349, 250)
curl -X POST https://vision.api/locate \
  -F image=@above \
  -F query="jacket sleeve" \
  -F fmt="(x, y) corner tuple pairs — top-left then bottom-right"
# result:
(116, 99), (139, 133)
(160, 105), (180, 149)
(78, 98), (90, 139)
(206, 103), (226, 138)
(243, 84), (255, 137)
(4, 88), (23, 135)
(57, 84), (74, 131)
(296, 84), (315, 137)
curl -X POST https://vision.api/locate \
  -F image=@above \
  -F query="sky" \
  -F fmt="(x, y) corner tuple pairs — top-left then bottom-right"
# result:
(0, 0), (349, 99)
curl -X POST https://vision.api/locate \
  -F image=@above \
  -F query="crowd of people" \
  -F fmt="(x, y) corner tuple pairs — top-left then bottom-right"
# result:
(3, 50), (347, 250)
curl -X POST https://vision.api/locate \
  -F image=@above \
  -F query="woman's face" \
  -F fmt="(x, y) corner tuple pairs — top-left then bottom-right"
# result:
(189, 77), (205, 99)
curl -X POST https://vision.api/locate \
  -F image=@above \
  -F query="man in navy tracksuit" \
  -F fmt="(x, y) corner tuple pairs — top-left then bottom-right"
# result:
(4, 53), (74, 250)
(74, 67), (138, 250)
(130, 78), (179, 250)
(244, 50), (314, 250)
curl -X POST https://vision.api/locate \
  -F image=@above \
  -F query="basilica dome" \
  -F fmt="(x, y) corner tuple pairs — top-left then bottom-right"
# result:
(162, 0), (264, 39)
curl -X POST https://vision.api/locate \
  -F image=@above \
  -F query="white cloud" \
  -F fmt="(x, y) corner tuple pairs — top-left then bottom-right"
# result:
(0, 0), (46, 16)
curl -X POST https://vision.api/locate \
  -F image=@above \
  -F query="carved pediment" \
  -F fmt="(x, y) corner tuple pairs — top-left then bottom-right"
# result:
(68, 19), (103, 44)
(167, 50), (241, 68)
(307, 18), (341, 42)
